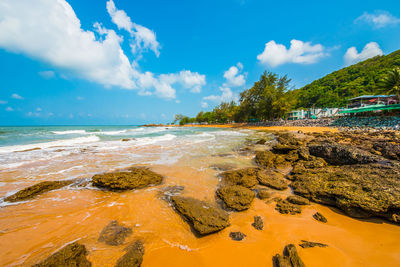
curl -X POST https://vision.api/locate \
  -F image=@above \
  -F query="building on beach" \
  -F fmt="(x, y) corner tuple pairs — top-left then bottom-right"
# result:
(287, 107), (341, 120)
(339, 95), (400, 115)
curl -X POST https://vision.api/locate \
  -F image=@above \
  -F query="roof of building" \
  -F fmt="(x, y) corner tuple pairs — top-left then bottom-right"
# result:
(339, 104), (400, 114)
(348, 95), (396, 101)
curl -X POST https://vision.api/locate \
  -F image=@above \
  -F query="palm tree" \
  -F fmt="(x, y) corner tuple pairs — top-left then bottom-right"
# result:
(381, 67), (400, 103)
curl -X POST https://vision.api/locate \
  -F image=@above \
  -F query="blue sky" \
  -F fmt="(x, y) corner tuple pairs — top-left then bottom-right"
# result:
(0, 0), (399, 125)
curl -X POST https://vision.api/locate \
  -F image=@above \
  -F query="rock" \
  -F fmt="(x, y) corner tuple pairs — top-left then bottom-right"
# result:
(92, 167), (163, 190)
(216, 185), (255, 211)
(373, 142), (400, 161)
(220, 168), (259, 188)
(121, 138), (131, 142)
(308, 143), (381, 165)
(33, 242), (91, 267)
(275, 200), (302, 215)
(286, 195), (310, 205)
(299, 240), (328, 248)
(297, 147), (310, 161)
(273, 244), (305, 267)
(210, 163), (237, 171)
(4, 180), (74, 202)
(98, 221), (132, 246)
(170, 196), (230, 235)
(272, 144), (298, 154)
(276, 133), (301, 146)
(290, 164), (400, 222)
(257, 169), (288, 190)
(229, 231), (246, 241)
(158, 185), (184, 201)
(115, 240), (144, 267)
(255, 151), (293, 169)
(252, 216), (263, 230)
(257, 189), (271, 200)
(256, 139), (267, 145)
(313, 212), (327, 223)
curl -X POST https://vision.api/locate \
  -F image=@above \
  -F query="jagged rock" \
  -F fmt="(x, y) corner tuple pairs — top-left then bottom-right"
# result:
(4, 180), (74, 202)
(273, 244), (305, 267)
(275, 200), (302, 215)
(220, 168), (259, 188)
(210, 163), (237, 171)
(257, 170), (288, 190)
(229, 231), (246, 241)
(313, 212), (327, 223)
(255, 151), (292, 169)
(286, 195), (310, 205)
(98, 221), (132, 246)
(33, 242), (91, 267)
(257, 189), (271, 200)
(373, 142), (400, 161)
(297, 147), (310, 161)
(252, 216), (263, 230)
(217, 185), (255, 211)
(92, 167), (163, 190)
(299, 240), (328, 248)
(170, 196), (229, 235)
(272, 144), (298, 154)
(290, 164), (400, 222)
(115, 240), (144, 267)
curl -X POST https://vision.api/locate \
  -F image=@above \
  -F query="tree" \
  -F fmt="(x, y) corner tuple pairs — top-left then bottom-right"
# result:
(173, 114), (185, 124)
(380, 67), (400, 101)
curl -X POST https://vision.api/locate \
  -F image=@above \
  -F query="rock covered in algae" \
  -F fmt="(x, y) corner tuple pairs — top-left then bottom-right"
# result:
(229, 231), (246, 241)
(275, 199), (302, 215)
(220, 167), (259, 188)
(313, 212), (327, 223)
(210, 163), (237, 171)
(115, 240), (144, 267)
(273, 244), (305, 267)
(257, 189), (272, 200)
(4, 180), (74, 202)
(257, 169), (288, 190)
(216, 185), (255, 211)
(252, 216), (263, 230)
(299, 240), (328, 248)
(33, 242), (91, 267)
(98, 221), (132, 246)
(92, 167), (163, 190)
(286, 195), (310, 205)
(255, 150), (292, 169)
(170, 196), (230, 235)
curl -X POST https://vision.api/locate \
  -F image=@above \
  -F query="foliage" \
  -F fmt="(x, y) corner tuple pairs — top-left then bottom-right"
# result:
(380, 67), (400, 99)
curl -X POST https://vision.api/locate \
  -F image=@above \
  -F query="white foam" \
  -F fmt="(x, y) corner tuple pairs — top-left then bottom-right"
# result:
(134, 134), (176, 146)
(0, 135), (100, 154)
(52, 130), (87, 135)
(98, 130), (127, 135)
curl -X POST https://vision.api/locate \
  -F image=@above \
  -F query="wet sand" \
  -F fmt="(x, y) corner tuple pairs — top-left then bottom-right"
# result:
(0, 128), (399, 266)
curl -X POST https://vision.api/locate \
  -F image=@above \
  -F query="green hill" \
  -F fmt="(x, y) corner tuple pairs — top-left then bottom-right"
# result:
(295, 49), (400, 108)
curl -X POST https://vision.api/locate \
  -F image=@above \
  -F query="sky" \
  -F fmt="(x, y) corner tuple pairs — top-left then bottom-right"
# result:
(0, 0), (399, 125)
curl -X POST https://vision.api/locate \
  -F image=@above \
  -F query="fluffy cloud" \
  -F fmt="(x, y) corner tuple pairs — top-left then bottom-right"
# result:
(11, 93), (23, 100)
(203, 87), (237, 103)
(355, 11), (400, 29)
(257, 40), (327, 67)
(223, 63), (246, 87)
(38, 70), (55, 79)
(344, 42), (383, 66)
(106, 0), (160, 57)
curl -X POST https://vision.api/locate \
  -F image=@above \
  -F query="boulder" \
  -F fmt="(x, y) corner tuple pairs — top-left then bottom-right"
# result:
(273, 244), (305, 267)
(33, 242), (91, 267)
(299, 240), (328, 248)
(272, 144), (298, 154)
(170, 196), (230, 235)
(4, 180), (74, 202)
(229, 231), (246, 241)
(313, 212), (327, 223)
(252, 216), (263, 230)
(92, 167), (163, 190)
(115, 240), (144, 267)
(209, 163), (237, 171)
(373, 142), (400, 161)
(275, 199), (302, 215)
(255, 151), (293, 169)
(286, 195), (310, 205)
(216, 185), (255, 211)
(257, 189), (271, 200)
(220, 168), (259, 188)
(98, 221), (132, 246)
(257, 170), (288, 190)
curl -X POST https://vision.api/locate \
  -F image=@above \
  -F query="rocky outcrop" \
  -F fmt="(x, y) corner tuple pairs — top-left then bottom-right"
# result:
(115, 240), (144, 267)
(313, 212), (327, 223)
(98, 221), (132, 246)
(252, 216), (263, 230)
(33, 242), (91, 267)
(257, 169), (288, 190)
(92, 167), (163, 190)
(4, 180), (74, 202)
(373, 142), (400, 161)
(255, 151), (293, 169)
(299, 240), (328, 248)
(220, 168), (259, 188)
(286, 195), (310, 205)
(273, 244), (305, 267)
(229, 231), (246, 241)
(170, 196), (230, 235)
(216, 185), (255, 211)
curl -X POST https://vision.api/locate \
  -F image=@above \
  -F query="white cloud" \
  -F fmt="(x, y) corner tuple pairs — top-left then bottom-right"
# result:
(106, 0), (160, 57)
(0, 100), (7, 104)
(5, 107), (13, 112)
(203, 87), (237, 103)
(223, 63), (246, 87)
(257, 39), (327, 67)
(38, 70), (55, 79)
(355, 11), (400, 29)
(344, 42), (383, 66)
(201, 102), (208, 108)
(11, 93), (23, 100)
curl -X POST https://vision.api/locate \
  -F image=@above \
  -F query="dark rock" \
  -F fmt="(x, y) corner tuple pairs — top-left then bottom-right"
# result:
(4, 180), (74, 202)
(299, 240), (328, 248)
(313, 212), (327, 223)
(98, 221), (132, 246)
(121, 138), (131, 142)
(210, 163), (237, 171)
(373, 142), (400, 161)
(33, 242), (91, 267)
(115, 240), (144, 267)
(297, 147), (310, 161)
(275, 200), (302, 215)
(273, 253), (291, 267)
(229, 231), (246, 241)
(257, 169), (288, 190)
(273, 244), (305, 267)
(252, 216), (263, 230)
(170, 196), (230, 235)
(272, 144), (298, 154)
(217, 185), (255, 211)
(256, 139), (267, 145)
(286, 195), (310, 205)
(220, 168), (259, 188)
(257, 189), (271, 200)
(92, 167), (163, 190)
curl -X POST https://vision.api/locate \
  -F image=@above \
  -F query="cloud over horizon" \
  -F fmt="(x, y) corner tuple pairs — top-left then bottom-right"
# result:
(344, 42), (383, 66)
(355, 11), (400, 29)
